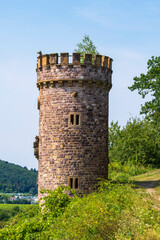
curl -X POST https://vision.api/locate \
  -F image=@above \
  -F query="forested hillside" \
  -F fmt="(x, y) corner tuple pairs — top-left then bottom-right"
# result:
(0, 160), (37, 194)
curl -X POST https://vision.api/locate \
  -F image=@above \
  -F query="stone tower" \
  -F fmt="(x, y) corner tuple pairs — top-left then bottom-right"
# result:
(34, 52), (113, 198)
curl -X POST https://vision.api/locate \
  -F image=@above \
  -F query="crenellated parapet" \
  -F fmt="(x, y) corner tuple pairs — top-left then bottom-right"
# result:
(36, 52), (113, 91)
(37, 52), (113, 69)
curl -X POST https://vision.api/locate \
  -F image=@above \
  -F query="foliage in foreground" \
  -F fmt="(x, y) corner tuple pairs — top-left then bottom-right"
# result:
(0, 204), (31, 229)
(0, 183), (160, 240)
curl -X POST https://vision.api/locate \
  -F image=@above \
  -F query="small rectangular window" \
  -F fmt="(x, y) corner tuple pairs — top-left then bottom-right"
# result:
(75, 178), (79, 189)
(69, 113), (81, 127)
(68, 177), (79, 189)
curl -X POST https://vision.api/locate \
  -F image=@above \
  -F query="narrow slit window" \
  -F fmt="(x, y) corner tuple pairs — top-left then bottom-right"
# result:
(69, 178), (73, 188)
(75, 178), (79, 189)
(76, 115), (79, 125)
(70, 115), (74, 125)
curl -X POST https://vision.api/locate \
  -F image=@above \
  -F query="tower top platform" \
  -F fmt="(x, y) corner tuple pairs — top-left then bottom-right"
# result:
(36, 52), (113, 90)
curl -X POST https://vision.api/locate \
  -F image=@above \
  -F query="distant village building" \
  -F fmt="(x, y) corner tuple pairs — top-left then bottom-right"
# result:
(34, 52), (113, 198)
(10, 197), (17, 201)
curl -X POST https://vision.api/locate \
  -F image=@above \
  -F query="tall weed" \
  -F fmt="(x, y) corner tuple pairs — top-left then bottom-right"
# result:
(1, 183), (160, 239)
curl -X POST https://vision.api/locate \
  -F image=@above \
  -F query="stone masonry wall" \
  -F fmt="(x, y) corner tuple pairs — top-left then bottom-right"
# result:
(36, 53), (113, 198)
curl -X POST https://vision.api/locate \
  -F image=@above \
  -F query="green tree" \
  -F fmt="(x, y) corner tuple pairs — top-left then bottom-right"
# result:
(128, 56), (160, 125)
(109, 118), (160, 167)
(74, 34), (99, 56)
(109, 121), (120, 150)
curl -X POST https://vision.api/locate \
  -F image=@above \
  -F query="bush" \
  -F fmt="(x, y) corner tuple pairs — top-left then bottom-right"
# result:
(0, 182), (160, 239)
(0, 211), (9, 221)
(40, 186), (72, 218)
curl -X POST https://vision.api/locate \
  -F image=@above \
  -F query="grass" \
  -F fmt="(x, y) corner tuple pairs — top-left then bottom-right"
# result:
(0, 204), (33, 228)
(0, 204), (31, 210)
(130, 169), (160, 209)
(108, 162), (153, 182)
(131, 169), (160, 181)
(130, 169), (160, 197)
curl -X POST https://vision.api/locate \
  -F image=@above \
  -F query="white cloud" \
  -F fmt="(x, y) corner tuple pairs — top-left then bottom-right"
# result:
(74, 8), (109, 28)
(74, 1), (160, 32)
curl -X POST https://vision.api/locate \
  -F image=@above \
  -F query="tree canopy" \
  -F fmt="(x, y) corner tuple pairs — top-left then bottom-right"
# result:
(74, 34), (99, 56)
(109, 118), (160, 167)
(128, 56), (160, 125)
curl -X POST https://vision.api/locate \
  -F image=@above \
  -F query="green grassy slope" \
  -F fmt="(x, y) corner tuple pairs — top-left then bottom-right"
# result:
(0, 169), (160, 239)
(131, 169), (160, 209)
(0, 204), (31, 210)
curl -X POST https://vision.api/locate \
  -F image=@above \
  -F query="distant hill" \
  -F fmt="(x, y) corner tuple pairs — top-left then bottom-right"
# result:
(0, 160), (38, 195)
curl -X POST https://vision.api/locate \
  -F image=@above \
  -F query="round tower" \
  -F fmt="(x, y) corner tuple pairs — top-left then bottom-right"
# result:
(34, 52), (113, 198)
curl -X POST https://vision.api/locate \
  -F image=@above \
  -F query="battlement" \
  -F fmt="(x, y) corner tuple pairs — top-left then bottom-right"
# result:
(37, 52), (113, 70)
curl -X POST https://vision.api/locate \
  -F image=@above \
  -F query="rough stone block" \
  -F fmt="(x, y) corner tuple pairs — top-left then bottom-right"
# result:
(61, 53), (69, 65)
(38, 56), (42, 68)
(73, 53), (80, 65)
(42, 55), (49, 67)
(108, 57), (113, 70)
(101, 56), (109, 68)
(84, 53), (92, 65)
(50, 53), (58, 64)
(94, 55), (102, 66)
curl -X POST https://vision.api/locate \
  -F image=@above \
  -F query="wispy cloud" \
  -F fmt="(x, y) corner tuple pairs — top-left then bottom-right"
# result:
(75, 8), (110, 29)
(74, 2), (160, 32)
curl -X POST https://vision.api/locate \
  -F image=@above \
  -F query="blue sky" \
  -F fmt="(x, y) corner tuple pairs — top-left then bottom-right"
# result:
(0, 0), (160, 169)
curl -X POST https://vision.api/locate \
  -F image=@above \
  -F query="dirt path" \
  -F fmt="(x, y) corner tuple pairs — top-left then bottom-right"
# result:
(131, 169), (160, 208)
